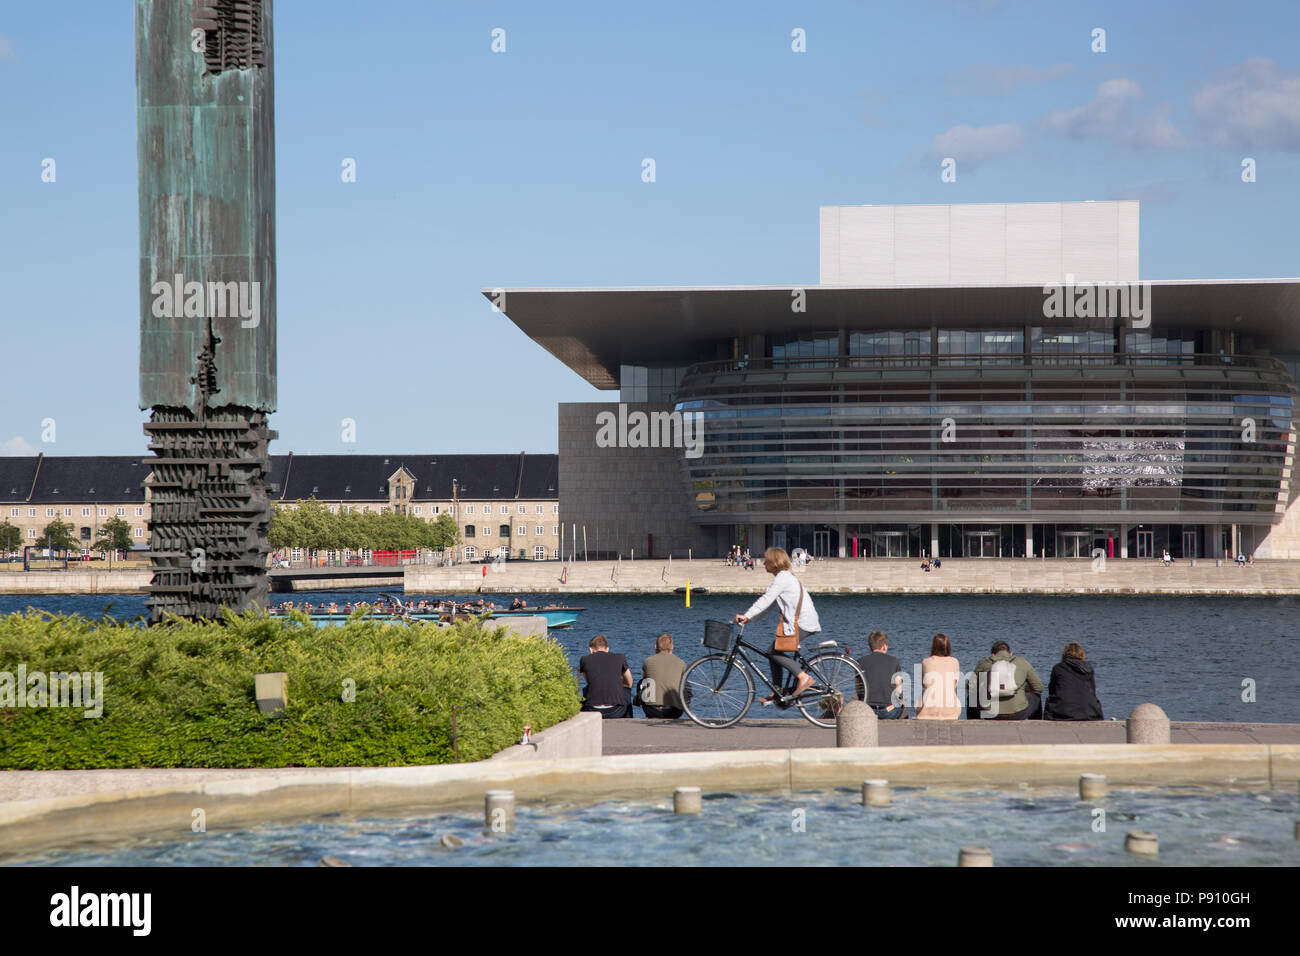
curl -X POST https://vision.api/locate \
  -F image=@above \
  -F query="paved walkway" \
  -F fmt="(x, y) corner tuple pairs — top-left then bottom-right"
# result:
(600, 719), (1300, 754)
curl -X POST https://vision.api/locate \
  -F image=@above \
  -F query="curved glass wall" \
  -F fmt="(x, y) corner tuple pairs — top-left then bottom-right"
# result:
(675, 352), (1297, 526)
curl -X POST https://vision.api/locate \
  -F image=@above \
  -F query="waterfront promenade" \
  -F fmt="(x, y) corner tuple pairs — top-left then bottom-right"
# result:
(407, 557), (1300, 596)
(601, 719), (1300, 754)
(6, 557), (1300, 595)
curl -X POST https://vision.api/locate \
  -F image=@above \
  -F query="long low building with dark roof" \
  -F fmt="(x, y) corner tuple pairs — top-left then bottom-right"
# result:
(0, 453), (560, 562)
(489, 200), (1300, 561)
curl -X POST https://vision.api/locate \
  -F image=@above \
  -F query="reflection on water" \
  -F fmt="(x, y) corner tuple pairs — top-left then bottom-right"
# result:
(13, 786), (1298, 867)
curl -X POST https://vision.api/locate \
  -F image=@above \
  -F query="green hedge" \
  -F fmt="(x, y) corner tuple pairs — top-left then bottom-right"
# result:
(0, 611), (581, 769)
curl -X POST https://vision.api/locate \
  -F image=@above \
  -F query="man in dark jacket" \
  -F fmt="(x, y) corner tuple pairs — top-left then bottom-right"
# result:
(1043, 642), (1104, 720)
(579, 634), (634, 718)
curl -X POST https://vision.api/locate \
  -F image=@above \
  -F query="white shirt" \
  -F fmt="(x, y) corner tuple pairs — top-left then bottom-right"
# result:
(744, 569), (821, 636)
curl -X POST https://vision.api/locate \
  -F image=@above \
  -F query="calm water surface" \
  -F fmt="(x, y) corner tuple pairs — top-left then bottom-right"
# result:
(4, 589), (1297, 722)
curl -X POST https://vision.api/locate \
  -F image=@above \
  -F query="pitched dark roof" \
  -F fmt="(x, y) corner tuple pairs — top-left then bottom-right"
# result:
(0, 456), (149, 503)
(0, 458), (39, 503)
(268, 454), (558, 502)
(31, 456), (151, 502)
(519, 454), (559, 499)
(7, 454), (559, 504)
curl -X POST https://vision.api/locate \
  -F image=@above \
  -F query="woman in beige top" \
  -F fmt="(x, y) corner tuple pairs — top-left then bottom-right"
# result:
(917, 633), (961, 720)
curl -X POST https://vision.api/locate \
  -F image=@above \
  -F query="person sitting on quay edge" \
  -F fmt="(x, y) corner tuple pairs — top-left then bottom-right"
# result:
(637, 633), (686, 720)
(916, 632), (960, 720)
(973, 641), (1044, 720)
(855, 630), (906, 719)
(578, 634), (634, 719)
(1043, 642), (1104, 721)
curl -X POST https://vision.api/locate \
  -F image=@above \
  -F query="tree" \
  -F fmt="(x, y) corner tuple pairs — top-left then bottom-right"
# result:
(92, 516), (133, 557)
(427, 512), (462, 552)
(0, 519), (20, 554)
(267, 503), (302, 551)
(36, 518), (78, 554)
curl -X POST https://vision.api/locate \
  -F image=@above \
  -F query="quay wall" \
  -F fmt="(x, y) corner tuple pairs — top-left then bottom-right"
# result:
(405, 557), (1300, 596)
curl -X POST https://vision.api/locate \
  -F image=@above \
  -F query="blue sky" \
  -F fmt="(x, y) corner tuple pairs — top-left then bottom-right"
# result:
(2, 0), (1297, 457)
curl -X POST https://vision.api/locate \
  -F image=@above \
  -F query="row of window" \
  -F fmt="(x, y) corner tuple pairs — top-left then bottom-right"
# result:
(9, 507), (143, 518)
(767, 329), (1214, 359)
(459, 504), (557, 516)
(464, 526), (558, 538)
(302, 503), (560, 517)
(19, 527), (143, 539)
(462, 546), (555, 560)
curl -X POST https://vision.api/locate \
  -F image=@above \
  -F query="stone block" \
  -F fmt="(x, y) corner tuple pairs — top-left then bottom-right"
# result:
(255, 672), (288, 715)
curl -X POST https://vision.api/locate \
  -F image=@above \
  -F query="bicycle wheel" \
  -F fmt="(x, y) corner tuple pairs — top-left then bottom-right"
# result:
(796, 652), (869, 729)
(680, 653), (755, 728)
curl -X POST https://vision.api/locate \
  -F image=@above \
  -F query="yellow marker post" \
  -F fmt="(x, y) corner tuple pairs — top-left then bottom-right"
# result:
(685, 580), (691, 607)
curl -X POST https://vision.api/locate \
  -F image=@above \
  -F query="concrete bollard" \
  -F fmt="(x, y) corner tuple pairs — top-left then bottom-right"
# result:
(837, 699), (878, 748)
(1126, 703), (1171, 744)
(862, 779), (890, 806)
(673, 786), (703, 814)
(254, 672), (288, 715)
(1125, 830), (1159, 855)
(958, 846), (993, 867)
(485, 790), (515, 832)
(1079, 773), (1107, 801)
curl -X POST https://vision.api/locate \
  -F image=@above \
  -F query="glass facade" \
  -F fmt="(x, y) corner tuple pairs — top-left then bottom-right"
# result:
(674, 342), (1296, 528)
(620, 364), (688, 403)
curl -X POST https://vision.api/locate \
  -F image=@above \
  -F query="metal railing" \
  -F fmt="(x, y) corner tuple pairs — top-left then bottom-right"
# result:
(681, 353), (1285, 378)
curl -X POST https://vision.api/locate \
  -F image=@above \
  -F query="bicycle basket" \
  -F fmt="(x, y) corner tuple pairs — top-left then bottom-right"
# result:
(702, 619), (733, 650)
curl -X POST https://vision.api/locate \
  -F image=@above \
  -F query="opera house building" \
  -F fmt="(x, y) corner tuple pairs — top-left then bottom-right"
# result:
(491, 201), (1299, 561)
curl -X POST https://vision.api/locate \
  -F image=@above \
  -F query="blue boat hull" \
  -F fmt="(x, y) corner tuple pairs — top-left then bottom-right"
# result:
(489, 608), (584, 629)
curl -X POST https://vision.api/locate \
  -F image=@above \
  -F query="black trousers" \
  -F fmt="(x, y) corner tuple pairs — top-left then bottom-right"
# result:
(766, 640), (803, 690)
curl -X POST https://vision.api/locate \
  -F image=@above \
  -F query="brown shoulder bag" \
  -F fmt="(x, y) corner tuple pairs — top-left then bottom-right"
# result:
(774, 584), (804, 652)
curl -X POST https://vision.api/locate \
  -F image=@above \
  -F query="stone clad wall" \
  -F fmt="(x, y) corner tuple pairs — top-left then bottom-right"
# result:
(1257, 481), (1300, 559)
(558, 403), (707, 559)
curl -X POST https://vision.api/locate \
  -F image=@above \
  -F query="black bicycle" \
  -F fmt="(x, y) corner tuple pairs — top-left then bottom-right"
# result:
(679, 620), (868, 729)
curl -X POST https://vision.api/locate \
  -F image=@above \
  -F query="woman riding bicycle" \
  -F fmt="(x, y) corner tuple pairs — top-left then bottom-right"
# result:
(733, 546), (822, 703)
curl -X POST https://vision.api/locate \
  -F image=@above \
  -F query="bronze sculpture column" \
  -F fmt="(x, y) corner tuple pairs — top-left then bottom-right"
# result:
(137, 0), (277, 621)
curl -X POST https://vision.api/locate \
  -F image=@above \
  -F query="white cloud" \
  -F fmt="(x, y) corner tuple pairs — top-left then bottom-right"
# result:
(947, 63), (1077, 97)
(930, 123), (1026, 167)
(1192, 58), (1300, 151)
(0, 35), (14, 64)
(0, 436), (39, 456)
(1039, 79), (1185, 149)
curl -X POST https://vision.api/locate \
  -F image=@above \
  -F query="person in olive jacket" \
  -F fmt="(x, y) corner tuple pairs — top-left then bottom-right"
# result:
(1043, 642), (1104, 720)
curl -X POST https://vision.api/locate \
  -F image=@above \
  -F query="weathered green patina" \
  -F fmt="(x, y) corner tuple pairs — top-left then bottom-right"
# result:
(137, 0), (275, 412)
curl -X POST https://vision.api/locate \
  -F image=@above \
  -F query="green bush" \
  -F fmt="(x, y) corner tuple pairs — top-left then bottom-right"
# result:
(0, 611), (580, 769)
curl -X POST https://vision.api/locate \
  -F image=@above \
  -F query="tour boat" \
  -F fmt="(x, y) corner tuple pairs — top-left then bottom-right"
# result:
(271, 594), (583, 629)
(487, 606), (586, 629)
